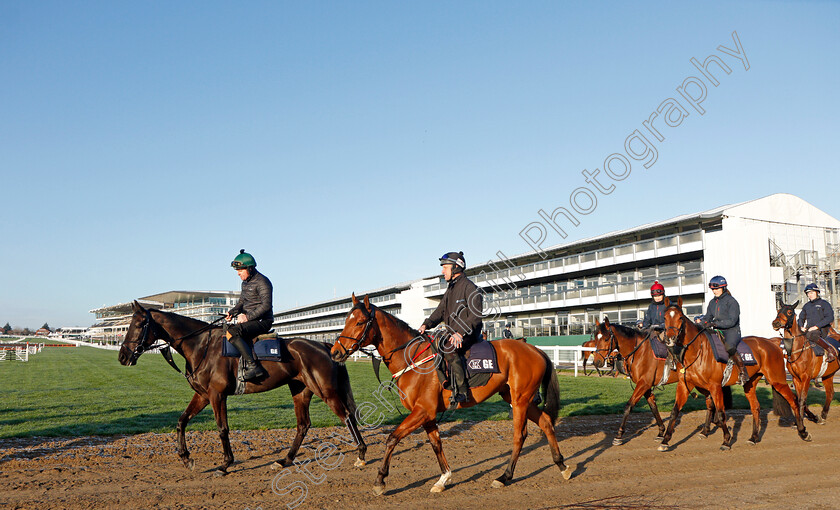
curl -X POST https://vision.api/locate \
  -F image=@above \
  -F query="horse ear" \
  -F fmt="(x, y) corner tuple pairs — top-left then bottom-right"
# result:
(604, 316), (611, 327)
(664, 297), (670, 307)
(363, 294), (370, 309)
(677, 296), (683, 309)
(132, 300), (144, 312)
(793, 300), (800, 308)
(351, 293), (358, 305)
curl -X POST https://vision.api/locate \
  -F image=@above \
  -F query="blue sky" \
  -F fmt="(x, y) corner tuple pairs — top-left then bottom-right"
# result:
(1, 1), (838, 328)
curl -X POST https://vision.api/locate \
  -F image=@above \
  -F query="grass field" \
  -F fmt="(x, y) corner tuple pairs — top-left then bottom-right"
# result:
(0, 345), (832, 438)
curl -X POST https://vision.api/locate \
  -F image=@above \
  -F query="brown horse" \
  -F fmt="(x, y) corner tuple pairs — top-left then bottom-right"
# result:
(591, 318), (694, 445)
(772, 301), (840, 424)
(659, 298), (810, 451)
(118, 301), (366, 474)
(581, 338), (606, 376)
(330, 294), (572, 495)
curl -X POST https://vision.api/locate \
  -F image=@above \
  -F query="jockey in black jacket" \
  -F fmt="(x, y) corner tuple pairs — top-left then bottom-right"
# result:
(226, 249), (274, 382)
(700, 275), (749, 384)
(418, 251), (483, 408)
(798, 283), (837, 362)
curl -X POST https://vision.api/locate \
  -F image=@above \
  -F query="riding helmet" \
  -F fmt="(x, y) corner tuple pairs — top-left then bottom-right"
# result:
(650, 281), (665, 296)
(804, 283), (821, 294)
(439, 251), (466, 272)
(708, 275), (728, 289)
(231, 249), (257, 270)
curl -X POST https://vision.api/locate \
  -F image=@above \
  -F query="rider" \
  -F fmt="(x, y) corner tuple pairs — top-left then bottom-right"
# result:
(798, 283), (837, 363)
(418, 251), (484, 408)
(226, 249), (273, 382)
(701, 275), (749, 385)
(637, 281), (674, 367)
(503, 324), (513, 339)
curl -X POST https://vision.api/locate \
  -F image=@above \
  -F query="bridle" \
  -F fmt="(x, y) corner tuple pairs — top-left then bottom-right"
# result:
(126, 310), (162, 366)
(334, 303), (378, 358)
(126, 309), (222, 374)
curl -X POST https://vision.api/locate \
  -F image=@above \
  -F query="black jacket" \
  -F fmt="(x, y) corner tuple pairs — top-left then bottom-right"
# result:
(642, 300), (667, 328)
(704, 291), (740, 332)
(229, 270), (274, 323)
(422, 274), (483, 342)
(798, 297), (834, 330)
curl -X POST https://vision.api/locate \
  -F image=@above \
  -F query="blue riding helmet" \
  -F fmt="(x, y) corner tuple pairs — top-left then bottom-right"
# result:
(804, 283), (821, 293)
(708, 275), (728, 289)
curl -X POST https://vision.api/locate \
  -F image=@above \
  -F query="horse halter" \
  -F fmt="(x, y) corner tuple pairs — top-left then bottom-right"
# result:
(127, 310), (160, 365)
(593, 326), (618, 363)
(663, 311), (686, 347)
(335, 303), (377, 356)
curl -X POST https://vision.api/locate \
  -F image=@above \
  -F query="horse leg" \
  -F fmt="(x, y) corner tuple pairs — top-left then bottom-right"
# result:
(743, 381), (761, 445)
(796, 377), (819, 423)
(317, 384), (368, 468)
(492, 397), (529, 488)
(644, 389), (666, 442)
(273, 383), (313, 469)
(526, 398), (573, 480)
(615, 384), (651, 445)
(176, 393), (209, 470)
(659, 382), (690, 451)
(820, 376), (834, 423)
(373, 408), (430, 496)
(772, 380), (811, 442)
(423, 422), (453, 493)
(708, 386), (732, 450)
(699, 395), (715, 439)
(208, 391), (234, 475)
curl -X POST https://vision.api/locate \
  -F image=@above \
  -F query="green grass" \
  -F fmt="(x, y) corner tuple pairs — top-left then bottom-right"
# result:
(0, 346), (834, 438)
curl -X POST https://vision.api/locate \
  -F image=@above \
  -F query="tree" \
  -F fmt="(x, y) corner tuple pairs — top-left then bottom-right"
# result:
(22, 327), (32, 336)
(42, 322), (51, 332)
(2, 323), (10, 334)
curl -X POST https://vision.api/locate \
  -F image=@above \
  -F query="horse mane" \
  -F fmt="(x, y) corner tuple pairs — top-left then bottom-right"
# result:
(374, 304), (423, 338)
(151, 307), (219, 330)
(611, 322), (643, 338)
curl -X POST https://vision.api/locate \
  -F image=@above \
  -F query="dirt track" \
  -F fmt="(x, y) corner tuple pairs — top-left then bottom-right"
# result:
(1, 407), (835, 509)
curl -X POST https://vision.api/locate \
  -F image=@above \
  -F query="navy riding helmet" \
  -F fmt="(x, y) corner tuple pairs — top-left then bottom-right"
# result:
(708, 275), (728, 289)
(804, 283), (821, 293)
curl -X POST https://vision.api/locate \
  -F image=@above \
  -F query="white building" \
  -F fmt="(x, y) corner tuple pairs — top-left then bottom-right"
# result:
(274, 194), (840, 343)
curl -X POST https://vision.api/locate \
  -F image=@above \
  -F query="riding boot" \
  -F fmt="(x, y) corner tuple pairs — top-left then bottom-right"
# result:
(730, 352), (749, 385)
(230, 336), (267, 382)
(447, 356), (468, 409)
(815, 338), (837, 363)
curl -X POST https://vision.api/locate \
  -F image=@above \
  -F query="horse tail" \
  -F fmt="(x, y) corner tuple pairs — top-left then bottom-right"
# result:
(772, 386), (793, 419)
(723, 386), (733, 410)
(336, 362), (358, 418)
(538, 350), (561, 426)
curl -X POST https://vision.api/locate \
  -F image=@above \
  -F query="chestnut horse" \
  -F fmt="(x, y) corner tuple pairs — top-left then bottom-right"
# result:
(772, 301), (840, 424)
(118, 301), (366, 474)
(330, 294), (572, 495)
(660, 298), (810, 451)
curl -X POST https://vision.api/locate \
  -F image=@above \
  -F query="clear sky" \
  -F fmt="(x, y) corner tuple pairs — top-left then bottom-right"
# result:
(1, 1), (838, 328)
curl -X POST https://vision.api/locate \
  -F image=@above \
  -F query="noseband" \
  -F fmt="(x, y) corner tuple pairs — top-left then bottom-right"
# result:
(127, 310), (157, 365)
(335, 304), (377, 356)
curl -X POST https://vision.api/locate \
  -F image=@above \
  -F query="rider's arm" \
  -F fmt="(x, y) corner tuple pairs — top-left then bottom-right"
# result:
(248, 275), (273, 321)
(816, 300), (834, 328)
(712, 297), (740, 329)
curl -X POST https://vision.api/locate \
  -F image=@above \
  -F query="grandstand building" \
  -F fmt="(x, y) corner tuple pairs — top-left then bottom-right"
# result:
(88, 290), (239, 344)
(275, 194), (840, 343)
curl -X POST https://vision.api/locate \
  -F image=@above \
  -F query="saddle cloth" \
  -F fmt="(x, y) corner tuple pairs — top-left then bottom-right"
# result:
(649, 336), (669, 360)
(435, 339), (499, 390)
(222, 334), (291, 362)
(706, 331), (757, 366)
(807, 335), (840, 357)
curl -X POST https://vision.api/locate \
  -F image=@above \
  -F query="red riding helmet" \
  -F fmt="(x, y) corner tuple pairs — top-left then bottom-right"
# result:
(650, 281), (665, 296)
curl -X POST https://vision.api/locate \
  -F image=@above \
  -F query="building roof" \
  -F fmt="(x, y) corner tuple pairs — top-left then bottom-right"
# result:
(276, 280), (416, 315)
(140, 290), (239, 303)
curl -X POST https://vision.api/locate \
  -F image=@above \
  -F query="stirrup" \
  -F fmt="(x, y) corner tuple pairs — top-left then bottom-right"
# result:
(448, 393), (467, 410)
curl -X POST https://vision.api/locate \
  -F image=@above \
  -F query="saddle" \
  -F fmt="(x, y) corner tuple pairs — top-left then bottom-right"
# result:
(221, 332), (292, 362)
(432, 338), (499, 391)
(793, 335), (840, 357)
(705, 330), (757, 366)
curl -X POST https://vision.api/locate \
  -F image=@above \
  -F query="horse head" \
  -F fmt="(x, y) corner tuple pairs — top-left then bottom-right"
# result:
(331, 293), (380, 362)
(661, 296), (686, 349)
(772, 300), (799, 331)
(590, 317), (617, 369)
(118, 301), (165, 366)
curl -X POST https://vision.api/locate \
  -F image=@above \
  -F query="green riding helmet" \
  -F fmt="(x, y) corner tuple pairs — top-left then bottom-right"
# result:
(231, 249), (256, 270)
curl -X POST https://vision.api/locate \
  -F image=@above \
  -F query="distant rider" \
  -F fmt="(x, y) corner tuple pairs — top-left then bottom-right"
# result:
(700, 276), (749, 385)
(637, 281), (674, 368)
(798, 283), (836, 363)
(226, 249), (273, 382)
(418, 251), (483, 409)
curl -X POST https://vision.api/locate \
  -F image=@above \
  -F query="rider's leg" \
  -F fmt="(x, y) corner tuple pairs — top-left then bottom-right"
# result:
(724, 330), (749, 385)
(441, 344), (468, 407)
(229, 321), (269, 382)
(807, 328), (836, 362)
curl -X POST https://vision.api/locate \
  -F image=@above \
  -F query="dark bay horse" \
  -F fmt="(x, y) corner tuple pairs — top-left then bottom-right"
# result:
(330, 294), (572, 495)
(660, 298), (810, 451)
(591, 318), (689, 445)
(772, 301), (840, 424)
(118, 301), (366, 474)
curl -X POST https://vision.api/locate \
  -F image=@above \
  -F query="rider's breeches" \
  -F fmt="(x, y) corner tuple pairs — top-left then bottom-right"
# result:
(721, 328), (742, 356)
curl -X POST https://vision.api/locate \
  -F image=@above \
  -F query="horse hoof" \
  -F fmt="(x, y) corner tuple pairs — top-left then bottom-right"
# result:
(430, 484), (445, 493)
(654, 436), (664, 443)
(184, 458), (195, 471)
(354, 458), (366, 468)
(214, 469), (228, 477)
(561, 464), (574, 480)
(657, 444), (670, 452)
(491, 479), (505, 489)
(719, 445), (731, 451)
(803, 433), (813, 442)
(818, 419), (826, 426)
(372, 485), (385, 496)
(612, 438), (623, 446)
(746, 440), (756, 446)
(697, 433), (708, 440)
